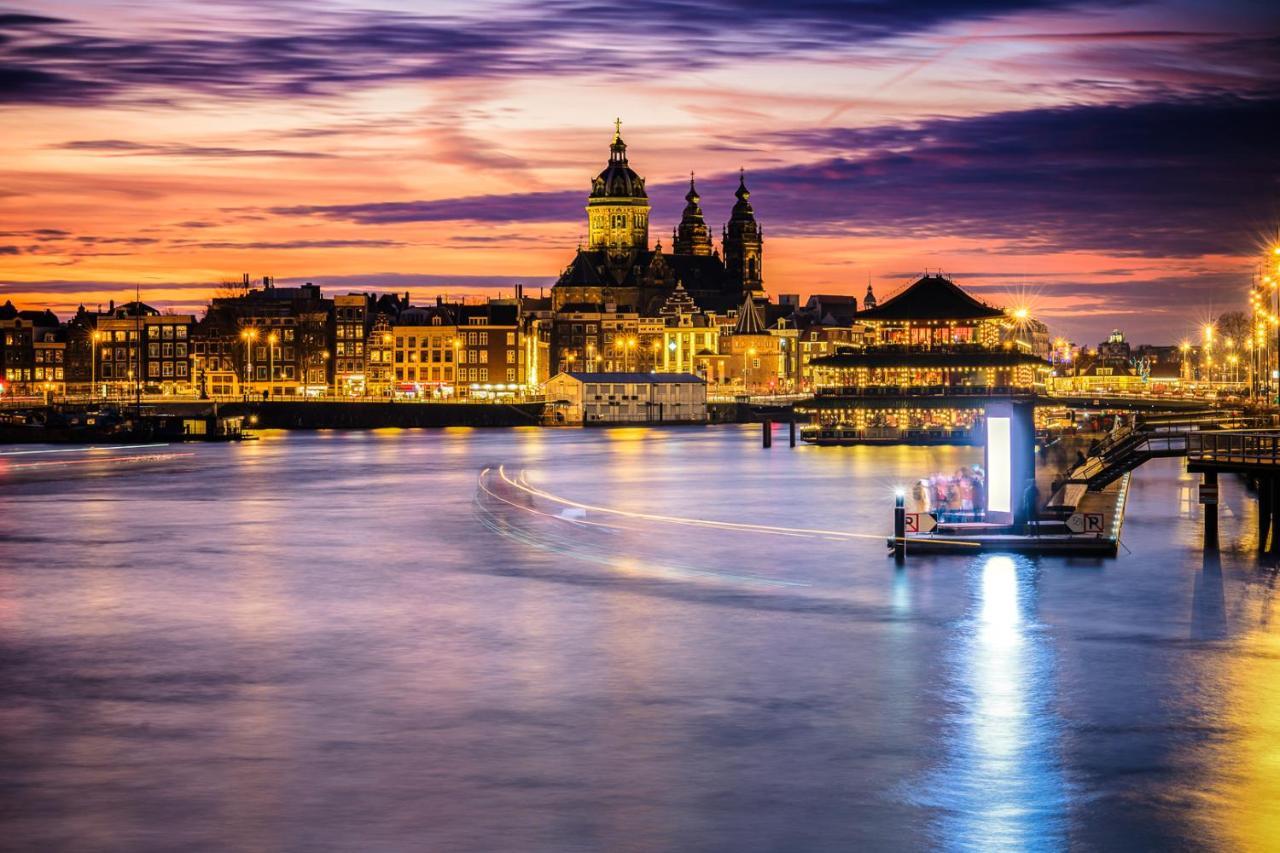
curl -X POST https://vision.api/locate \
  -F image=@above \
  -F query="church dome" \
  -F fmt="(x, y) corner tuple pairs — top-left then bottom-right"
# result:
(590, 122), (647, 200)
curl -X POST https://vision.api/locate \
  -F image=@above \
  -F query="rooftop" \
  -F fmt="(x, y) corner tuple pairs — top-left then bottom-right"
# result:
(856, 273), (1004, 322)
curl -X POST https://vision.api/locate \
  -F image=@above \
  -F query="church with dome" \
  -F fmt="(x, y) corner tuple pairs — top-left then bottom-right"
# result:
(552, 121), (765, 315)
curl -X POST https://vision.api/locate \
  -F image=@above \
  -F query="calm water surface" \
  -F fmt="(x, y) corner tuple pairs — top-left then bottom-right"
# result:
(1, 426), (1278, 851)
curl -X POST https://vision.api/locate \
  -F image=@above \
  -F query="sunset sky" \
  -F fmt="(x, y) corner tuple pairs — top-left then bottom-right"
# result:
(1, 0), (1276, 343)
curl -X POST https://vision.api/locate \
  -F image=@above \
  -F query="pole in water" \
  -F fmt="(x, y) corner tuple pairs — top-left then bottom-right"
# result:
(762, 419), (772, 448)
(893, 491), (906, 565)
(1202, 470), (1219, 552)
(789, 420), (797, 447)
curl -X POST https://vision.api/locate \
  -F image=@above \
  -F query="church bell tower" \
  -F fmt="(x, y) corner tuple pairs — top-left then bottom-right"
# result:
(722, 170), (763, 293)
(673, 174), (713, 256)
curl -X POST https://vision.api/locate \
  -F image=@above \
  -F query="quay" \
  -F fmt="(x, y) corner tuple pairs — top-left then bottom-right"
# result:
(0, 399), (547, 442)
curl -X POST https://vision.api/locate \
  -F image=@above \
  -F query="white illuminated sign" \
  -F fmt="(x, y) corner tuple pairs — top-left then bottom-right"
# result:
(987, 416), (1012, 514)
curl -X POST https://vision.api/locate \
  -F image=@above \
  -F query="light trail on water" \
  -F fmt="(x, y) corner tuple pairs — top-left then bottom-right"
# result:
(496, 464), (891, 542)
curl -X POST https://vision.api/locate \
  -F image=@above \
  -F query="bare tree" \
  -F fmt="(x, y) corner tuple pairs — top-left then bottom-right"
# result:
(1217, 311), (1251, 348)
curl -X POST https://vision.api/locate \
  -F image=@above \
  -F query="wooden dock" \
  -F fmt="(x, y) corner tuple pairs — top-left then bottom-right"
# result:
(895, 463), (1130, 557)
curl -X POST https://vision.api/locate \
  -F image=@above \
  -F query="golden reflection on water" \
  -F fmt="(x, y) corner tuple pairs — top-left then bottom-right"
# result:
(1197, 575), (1280, 849)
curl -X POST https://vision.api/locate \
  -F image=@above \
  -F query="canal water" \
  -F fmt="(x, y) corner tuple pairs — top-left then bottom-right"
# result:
(1, 426), (1277, 851)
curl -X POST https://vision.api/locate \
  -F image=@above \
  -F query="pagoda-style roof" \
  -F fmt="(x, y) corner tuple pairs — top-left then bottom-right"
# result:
(812, 346), (1048, 370)
(856, 274), (1003, 322)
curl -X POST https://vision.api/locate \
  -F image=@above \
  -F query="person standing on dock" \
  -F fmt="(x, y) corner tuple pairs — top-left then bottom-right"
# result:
(1022, 478), (1040, 536)
(911, 480), (931, 515)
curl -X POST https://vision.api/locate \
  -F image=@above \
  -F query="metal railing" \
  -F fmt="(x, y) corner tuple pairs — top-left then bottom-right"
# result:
(1187, 431), (1280, 466)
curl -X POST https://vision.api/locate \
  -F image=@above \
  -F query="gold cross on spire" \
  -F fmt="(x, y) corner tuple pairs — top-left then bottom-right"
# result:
(614, 117), (622, 138)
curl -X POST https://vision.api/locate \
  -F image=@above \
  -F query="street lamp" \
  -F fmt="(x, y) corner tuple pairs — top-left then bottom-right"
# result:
(102, 346), (111, 399)
(90, 330), (101, 400)
(267, 331), (279, 399)
(240, 328), (257, 399)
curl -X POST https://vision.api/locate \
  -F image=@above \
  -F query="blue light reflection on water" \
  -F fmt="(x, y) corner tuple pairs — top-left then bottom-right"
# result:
(913, 554), (1070, 852)
(0, 425), (1278, 851)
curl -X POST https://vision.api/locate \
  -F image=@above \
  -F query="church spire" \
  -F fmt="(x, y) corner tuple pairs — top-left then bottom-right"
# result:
(723, 168), (764, 293)
(673, 172), (713, 256)
(610, 117), (627, 163)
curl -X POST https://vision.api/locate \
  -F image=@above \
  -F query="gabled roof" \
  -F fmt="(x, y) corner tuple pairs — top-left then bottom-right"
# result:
(556, 248), (658, 288)
(17, 308), (60, 326)
(665, 254), (732, 291)
(457, 302), (518, 326)
(856, 274), (1003, 321)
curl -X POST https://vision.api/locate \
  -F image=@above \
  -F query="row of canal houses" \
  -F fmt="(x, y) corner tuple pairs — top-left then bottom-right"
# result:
(1, 272), (1051, 414)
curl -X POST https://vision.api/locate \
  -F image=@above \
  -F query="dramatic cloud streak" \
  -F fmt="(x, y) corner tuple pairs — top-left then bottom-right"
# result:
(276, 95), (1278, 258)
(0, 1), (1122, 105)
(58, 140), (334, 159)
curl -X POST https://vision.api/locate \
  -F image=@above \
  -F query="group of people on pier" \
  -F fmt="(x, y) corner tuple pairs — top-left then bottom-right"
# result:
(910, 465), (986, 522)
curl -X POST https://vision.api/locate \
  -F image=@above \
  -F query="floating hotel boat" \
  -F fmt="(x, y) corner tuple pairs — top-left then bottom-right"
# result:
(0, 406), (252, 444)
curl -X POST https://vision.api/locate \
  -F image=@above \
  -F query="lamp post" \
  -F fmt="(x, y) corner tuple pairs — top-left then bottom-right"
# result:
(90, 330), (100, 401)
(1202, 323), (1214, 389)
(453, 337), (463, 398)
(267, 331), (278, 399)
(322, 349), (331, 398)
(240, 328), (257, 400)
(381, 333), (393, 398)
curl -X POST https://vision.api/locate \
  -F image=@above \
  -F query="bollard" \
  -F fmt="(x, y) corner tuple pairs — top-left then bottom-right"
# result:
(762, 419), (772, 448)
(1267, 476), (1280, 557)
(1202, 471), (1218, 552)
(893, 492), (906, 565)
(789, 420), (797, 447)
(1258, 475), (1272, 554)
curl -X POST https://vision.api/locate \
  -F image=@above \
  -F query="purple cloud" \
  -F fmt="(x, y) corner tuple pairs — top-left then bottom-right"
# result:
(273, 95), (1278, 260)
(5, 1), (1265, 105)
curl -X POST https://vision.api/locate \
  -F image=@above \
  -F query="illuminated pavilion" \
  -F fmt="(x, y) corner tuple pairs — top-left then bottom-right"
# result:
(798, 273), (1050, 444)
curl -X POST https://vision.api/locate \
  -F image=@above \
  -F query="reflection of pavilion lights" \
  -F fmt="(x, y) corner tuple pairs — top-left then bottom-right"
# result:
(924, 554), (1068, 850)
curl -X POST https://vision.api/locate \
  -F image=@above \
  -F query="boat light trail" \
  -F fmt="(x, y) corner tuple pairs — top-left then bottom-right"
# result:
(498, 465), (898, 543)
